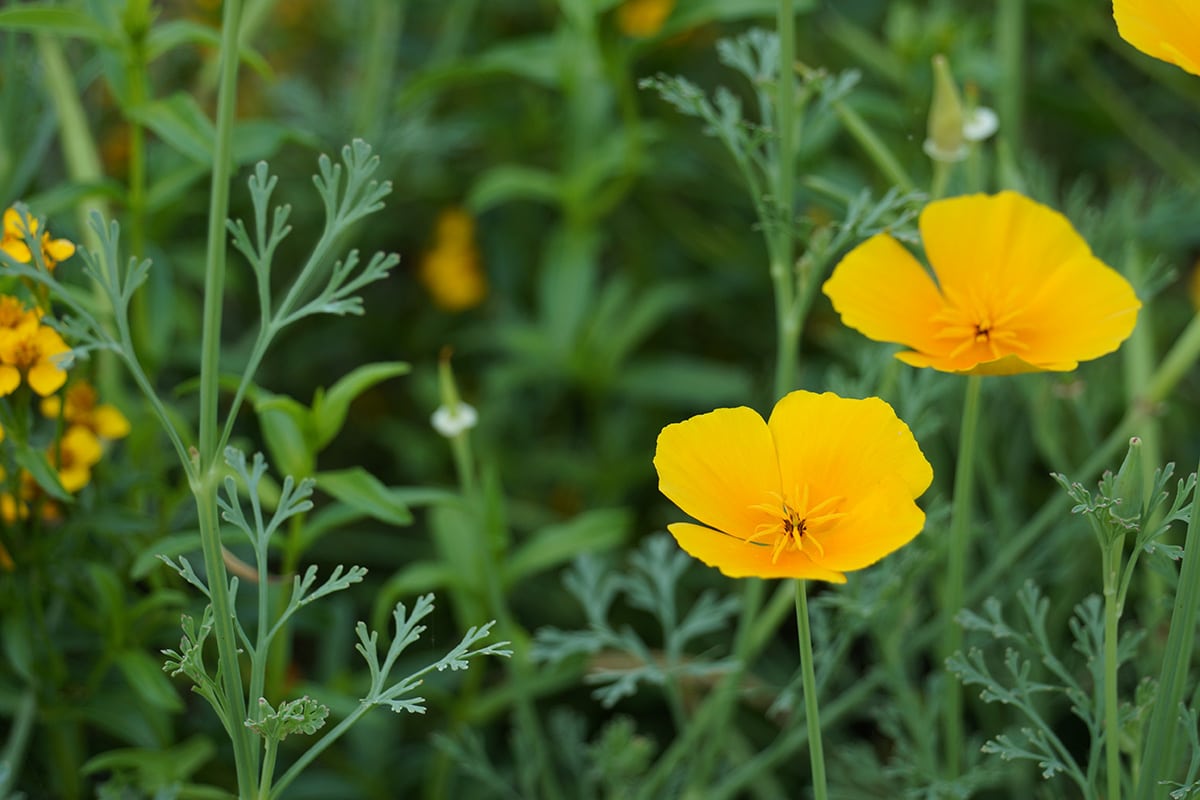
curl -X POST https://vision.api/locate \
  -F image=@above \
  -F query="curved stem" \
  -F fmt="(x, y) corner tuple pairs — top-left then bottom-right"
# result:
(942, 374), (983, 777)
(796, 582), (828, 800)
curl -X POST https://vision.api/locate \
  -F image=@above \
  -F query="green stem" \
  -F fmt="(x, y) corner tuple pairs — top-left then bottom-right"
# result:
(0, 690), (35, 797)
(943, 374), (983, 778)
(1102, 539), (1123, 800)
(194, 1), (255, 794)
(1134, 457), (1200, 800)
(982, 306), (1200, 596)
(995, 0), (1024, 152)
(258, 737), (279, 799)
(771, 0), (798, 399)
(795, 582), (828, 800)
(831, 99), (915, 192)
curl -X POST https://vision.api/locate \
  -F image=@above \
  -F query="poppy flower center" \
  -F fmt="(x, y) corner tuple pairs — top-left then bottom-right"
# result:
(931, 301), (1029, 361)
(748, 485), (846, 564)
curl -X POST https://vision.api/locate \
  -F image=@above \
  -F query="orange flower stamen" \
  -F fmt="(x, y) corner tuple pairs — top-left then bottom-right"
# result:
(748, 485), (846, 564)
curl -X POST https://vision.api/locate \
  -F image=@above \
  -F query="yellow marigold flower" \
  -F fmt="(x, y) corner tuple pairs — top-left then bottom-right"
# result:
(50, 426), (103, 493)
(654, 391), (932, 582)
(41, 380), (131, 440)
(618, 0), (675, 38)
(1, 208), (75, 270)
(0, 321), (72, 396)
(0, 295), (38, 331)
(1113, 0), (1200, 77)
(419, 209), (487, 312)
(823, 191), (1141, 375)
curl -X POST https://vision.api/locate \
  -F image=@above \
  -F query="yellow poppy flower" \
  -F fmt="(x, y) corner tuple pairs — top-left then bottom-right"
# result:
(822, 191), (1141, 375)
(1113, 0), (1200, 77)
(41, 380), (131, 440)
(653, 391), (932, 582)
(617, 0), (675, 38)
(50, 426), (103, 493)
(0, 321), (72, 396)
(419, 209), (487, 312)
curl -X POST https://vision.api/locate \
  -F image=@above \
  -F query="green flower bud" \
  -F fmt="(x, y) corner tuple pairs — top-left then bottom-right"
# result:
(924, 55), (968, 163)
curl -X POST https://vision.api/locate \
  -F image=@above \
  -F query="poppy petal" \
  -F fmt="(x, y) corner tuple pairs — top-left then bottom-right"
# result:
(767, 391), (932, 500)
(812, 478), (927, 571)
(1113, 0), (1200, 76)
(822, 234), (946, 357)
(655, 406), (781, 539)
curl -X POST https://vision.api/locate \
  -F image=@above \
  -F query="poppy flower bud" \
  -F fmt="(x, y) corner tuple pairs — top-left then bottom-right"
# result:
(924, 55), (968, 163)
(1111, 436), (1144, 522)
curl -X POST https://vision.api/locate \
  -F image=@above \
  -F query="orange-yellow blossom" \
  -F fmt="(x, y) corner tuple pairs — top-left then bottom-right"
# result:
(42, 380), (131, 440)
(419, 208), (487, 312)
(1113, 0), (1200, 77)
(1, 208), (75, 269)
(0, 321), (72, 396)
(654, 391), (931, 582)
(618, 0), (675, 38)
(823, 191), (1140, 375)
(50, 426), (103, 493)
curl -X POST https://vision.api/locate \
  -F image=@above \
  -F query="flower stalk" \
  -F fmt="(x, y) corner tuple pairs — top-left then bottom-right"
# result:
(193, 0), (255, 793)
(943, 373), (982, 777)
(796, 581), (828, 800)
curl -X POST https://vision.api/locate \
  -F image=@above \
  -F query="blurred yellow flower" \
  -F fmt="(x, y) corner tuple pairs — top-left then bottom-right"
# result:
(618, 0), (675, 38)
(50, 426), (103, 493)
(823, 191), (1141, 375)
(42, 380), (131, 440)
(1113, 0), (1200, 76)
(0, 295), (38, 331)
(1, 207), (75, 269)
(654, 391), (931, 582)
(419, 208), (487, 312)
(0, 321), (72, 396)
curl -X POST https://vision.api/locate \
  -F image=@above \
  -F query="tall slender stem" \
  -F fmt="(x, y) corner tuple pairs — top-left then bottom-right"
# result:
(796, 582), (828, 800)
(1135, 457), (1200, 799)
(943, 374), (983, 777)
(193, 1), (255, 794)
(1102, 540), (1123, 800)
(771, 0), (797, 399)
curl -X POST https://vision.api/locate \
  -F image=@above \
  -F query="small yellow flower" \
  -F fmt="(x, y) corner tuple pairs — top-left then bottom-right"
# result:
(50, 426), (103, 493)
(654, 391), (932, 582)
(0, 207), (75, 270)
(0, 295), (38, 331)
(41, 380), (131, 440)
(419, 209), (487, 312)
(822, 191), (1141, 375)
(1113, 0), (1200, 77)
(0, 321), (72, 396)
(617, 0), (675, 38)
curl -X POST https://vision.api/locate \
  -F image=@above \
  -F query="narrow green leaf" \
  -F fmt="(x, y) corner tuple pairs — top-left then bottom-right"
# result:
(0, 7), (114, 41)
(127, 93), (215, 164)
(315, 468), (413, 526)
(468, 164), (561, 213)
(506, 509), (631, 584)
(311, 361), (410, 452)
(11, 442), (71, 502)
(255, 394), (316, 479)
(115, 650), (184, 711)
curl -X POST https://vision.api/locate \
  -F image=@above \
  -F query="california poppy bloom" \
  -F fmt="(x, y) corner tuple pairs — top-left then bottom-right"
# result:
(1113, 0), (1200, 77)
(654, 391), (931, 582)
(823, 191), (1140, 375)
